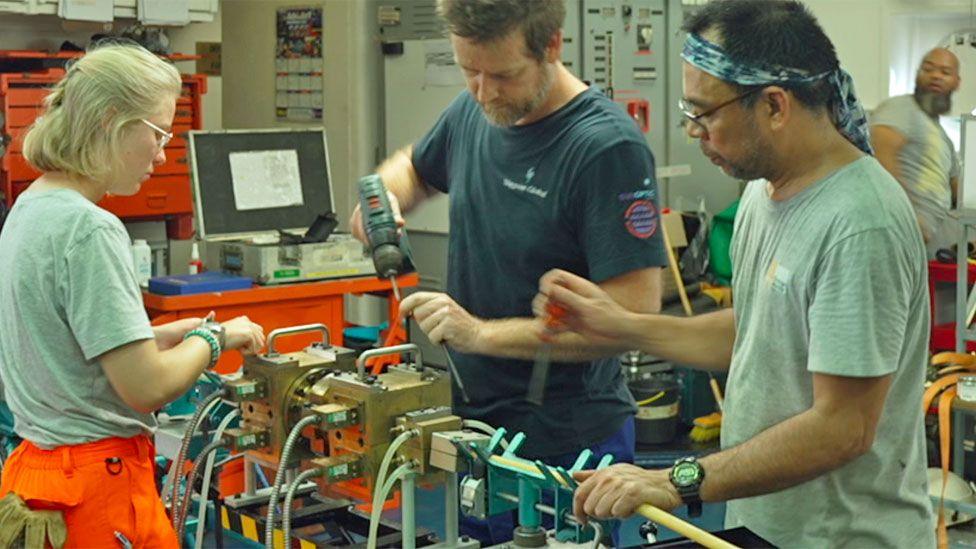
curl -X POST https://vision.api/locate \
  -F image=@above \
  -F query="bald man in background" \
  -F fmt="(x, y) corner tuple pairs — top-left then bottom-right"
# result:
(872, 48), (961, 258)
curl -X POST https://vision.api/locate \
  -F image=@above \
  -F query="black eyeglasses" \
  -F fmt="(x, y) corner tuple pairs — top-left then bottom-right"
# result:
(678, 87), (764, 134)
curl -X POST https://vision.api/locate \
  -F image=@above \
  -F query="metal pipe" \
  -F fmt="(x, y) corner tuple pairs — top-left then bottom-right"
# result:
(170, 390), (223, 528)
(498, 492), (519, 504)
(445, 472), (459, 544)
(266, 323), (331, 356)
(402, 472), (416, 549)
(265, 415), (320, 548)
(282, 468), (324, 544)
(355, 343), (422, 381)
(176, 440), (226, 544)
(535, 503), (556, 517)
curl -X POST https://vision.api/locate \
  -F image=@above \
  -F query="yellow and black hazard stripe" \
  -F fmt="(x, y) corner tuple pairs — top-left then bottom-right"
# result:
(220, 506), (316, 549)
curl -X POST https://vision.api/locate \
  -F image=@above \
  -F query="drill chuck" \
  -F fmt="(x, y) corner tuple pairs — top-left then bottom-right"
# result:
(372, 243), (403, 278)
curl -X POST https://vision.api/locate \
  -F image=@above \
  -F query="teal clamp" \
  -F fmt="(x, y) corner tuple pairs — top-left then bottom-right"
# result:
(505, 432), (526, 456)
(533, 460), (562, 487)
(555, 466), (578, 490)
(487, 427), (508, 454)
(460, 428), (616, 546)
(570, 449), (593, 473)
(546, 459), (575, 540)
(469, 441), (495, 467)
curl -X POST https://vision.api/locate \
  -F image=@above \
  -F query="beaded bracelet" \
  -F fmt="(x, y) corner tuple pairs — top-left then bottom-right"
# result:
(184, 328), (220, 369)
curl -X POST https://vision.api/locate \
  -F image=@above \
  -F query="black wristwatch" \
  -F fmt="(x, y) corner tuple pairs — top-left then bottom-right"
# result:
(669, 456), (705, 517)
(199, 320), (226, 350)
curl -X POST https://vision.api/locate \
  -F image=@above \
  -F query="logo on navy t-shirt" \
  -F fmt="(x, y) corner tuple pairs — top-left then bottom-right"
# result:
(624, 199), (658, 239)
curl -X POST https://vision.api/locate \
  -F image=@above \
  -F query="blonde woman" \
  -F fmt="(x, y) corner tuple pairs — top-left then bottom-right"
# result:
(0, 43), (265, 546)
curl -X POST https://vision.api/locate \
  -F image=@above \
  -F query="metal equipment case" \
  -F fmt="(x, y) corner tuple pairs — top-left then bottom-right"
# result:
(188, 128), (375, 284)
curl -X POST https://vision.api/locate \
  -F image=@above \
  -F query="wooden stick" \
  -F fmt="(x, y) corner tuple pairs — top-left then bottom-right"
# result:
(637, 504), (739, 549)
(661, 215), (693, 317)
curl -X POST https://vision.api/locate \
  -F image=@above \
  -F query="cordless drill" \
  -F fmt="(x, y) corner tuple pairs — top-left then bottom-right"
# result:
(358, 174), (470, 402)
(358, 174), (404, 301)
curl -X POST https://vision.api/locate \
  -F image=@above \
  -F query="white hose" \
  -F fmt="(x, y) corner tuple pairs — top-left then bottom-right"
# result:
(282, 468), (324, 543)
(373, 430), (417, 514)
(367, 461), (415, 549)
(364, 429), (417, 549)
(461, 419), (508, 450)
(194, 408), (240, 549)
(590, 521), (603, 548)
(264, 415), (320, 549)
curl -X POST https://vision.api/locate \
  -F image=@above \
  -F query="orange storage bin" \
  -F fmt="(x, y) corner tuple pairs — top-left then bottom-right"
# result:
(1, 87), (49, 107)
(155, 147), (188, 176)
(3, 153), (40, 182)
(98, 176), (192, 218)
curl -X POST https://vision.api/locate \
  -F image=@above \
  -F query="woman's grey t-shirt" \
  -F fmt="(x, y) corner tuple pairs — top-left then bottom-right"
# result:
(0, 189), (155, 448)
(725, 157), (934, 547)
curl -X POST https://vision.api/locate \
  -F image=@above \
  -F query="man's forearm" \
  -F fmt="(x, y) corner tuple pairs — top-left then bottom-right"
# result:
(376, 146), (437, 213)
(475, 317), (629, 362)
(624, 309), (735, 372)
(698, 405), (866, 502)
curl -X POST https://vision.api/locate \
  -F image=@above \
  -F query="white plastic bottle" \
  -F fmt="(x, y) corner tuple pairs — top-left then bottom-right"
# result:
(189, 242), (203, 274)
(131, 239), (152, 287)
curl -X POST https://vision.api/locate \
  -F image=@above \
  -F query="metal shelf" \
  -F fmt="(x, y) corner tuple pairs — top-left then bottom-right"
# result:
(953, 210), (976, 351)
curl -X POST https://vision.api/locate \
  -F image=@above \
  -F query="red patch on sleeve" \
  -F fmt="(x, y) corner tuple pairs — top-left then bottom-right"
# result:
(624, 200), (658, 239)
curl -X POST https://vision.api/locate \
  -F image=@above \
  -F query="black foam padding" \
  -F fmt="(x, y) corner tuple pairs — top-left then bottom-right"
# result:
(189, 129), (333, 236)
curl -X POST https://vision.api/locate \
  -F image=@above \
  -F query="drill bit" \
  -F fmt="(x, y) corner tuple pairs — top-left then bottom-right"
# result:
(442, 345), (470, 403)
(389, 276), (401, 302)
(526, 303), (566, 406)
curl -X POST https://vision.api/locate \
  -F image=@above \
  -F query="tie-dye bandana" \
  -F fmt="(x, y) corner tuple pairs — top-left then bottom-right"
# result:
(681, 33), (873, 155)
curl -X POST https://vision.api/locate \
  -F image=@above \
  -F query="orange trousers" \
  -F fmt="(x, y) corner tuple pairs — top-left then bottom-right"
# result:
(0, 435), (178, 548)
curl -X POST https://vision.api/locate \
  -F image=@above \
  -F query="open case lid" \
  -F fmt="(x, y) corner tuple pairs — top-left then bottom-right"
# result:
(188, 128), (335, 239)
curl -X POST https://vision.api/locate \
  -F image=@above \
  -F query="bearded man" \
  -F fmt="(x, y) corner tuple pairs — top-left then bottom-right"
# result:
(872, 48), (962, 257)
(349, 1), (667, 545)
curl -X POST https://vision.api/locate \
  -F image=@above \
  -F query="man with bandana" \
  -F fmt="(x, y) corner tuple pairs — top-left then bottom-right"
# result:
(872, 48), (961, 258)
(532, 1), (935, 546)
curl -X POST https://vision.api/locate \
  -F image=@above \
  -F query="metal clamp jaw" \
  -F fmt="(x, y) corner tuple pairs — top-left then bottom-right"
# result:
(265, 323), (331, 357)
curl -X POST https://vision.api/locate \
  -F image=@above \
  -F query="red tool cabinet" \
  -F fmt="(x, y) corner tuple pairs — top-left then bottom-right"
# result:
(0, 51), (206, 239)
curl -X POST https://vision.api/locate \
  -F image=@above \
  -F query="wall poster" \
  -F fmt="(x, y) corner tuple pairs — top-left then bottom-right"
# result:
(275, 7), (324, 121)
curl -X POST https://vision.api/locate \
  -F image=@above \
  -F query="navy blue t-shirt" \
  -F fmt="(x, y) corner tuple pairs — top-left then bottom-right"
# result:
(412, 86), (667, 457)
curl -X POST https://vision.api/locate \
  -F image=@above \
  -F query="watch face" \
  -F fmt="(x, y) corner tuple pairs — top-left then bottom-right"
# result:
(672, 461), (703, 486)
(203, 321), (226, 347)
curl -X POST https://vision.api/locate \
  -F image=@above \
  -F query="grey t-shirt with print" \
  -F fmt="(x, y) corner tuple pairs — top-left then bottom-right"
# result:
(871, 94), (960, 256)
(724, 157), (934, 547)
(0, 189), (155, 449)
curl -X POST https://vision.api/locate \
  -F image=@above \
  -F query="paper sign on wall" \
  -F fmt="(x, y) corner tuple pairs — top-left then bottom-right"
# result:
(275, 7), (324, 121)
